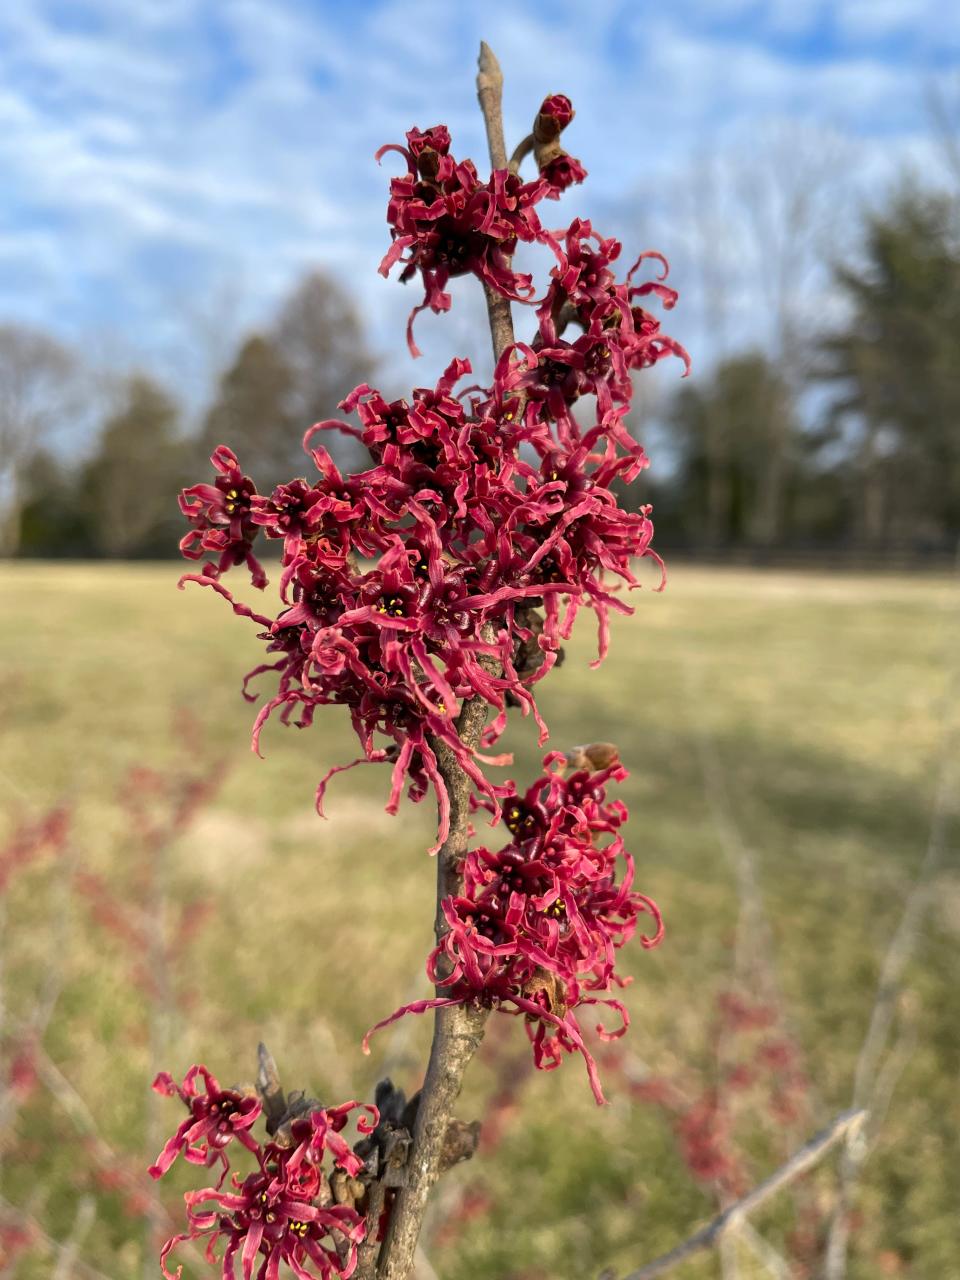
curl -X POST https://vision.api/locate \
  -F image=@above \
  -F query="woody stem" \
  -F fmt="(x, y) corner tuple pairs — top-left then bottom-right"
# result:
(371, 41), (513, 1280)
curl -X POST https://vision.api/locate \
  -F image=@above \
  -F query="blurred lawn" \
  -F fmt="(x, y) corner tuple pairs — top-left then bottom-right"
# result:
(0, 562), (957, 1279)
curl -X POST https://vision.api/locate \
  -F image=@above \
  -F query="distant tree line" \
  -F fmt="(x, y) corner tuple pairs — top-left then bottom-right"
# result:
(6, 271), (373, 560)
(3, 185), (959, 561)
(643, 186), (960, 556)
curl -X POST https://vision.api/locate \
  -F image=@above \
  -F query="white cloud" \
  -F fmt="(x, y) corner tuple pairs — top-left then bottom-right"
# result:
(0, 0), (955, 424)
(833, 0), (960, 44)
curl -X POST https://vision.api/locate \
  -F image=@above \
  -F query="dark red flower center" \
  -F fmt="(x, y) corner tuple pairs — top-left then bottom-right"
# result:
(582, 344), (611, 378)
(376, 595), (407, 618)
(504, 801), (544, 837)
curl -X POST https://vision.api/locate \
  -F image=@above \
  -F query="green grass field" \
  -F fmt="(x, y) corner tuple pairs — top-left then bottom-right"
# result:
(0, 562), (957, 1279)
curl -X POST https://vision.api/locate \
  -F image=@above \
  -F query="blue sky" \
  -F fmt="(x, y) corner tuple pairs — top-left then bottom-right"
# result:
(1, 0), (956, 416)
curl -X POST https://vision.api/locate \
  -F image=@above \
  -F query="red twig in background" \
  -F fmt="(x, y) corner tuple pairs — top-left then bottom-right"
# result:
(0, 807), (70, 896)
(0, 713), (228, 1276)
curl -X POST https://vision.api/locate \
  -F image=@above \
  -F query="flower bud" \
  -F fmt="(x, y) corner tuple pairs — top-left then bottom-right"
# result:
(539, 93), (575, 129)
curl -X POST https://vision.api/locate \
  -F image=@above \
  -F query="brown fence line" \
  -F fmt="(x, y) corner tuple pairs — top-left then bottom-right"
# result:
(664, 545), (957, 574)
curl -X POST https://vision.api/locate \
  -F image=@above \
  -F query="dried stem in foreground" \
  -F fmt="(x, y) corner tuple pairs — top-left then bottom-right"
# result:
(608, 1109), (867, 1280)
(822, 546), (960, 1280)
(370, 44), (515, 1280)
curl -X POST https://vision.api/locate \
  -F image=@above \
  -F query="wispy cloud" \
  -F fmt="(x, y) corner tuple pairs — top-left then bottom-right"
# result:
(0, 0), (954, 413)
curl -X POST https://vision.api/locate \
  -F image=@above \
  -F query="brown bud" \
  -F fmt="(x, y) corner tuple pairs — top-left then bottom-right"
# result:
(330, 1169), (365, 1208)
(416, 149), (441, 181)
(439, 1118), (482, 1172)
(533, 112), (563, 147)
(582, 742), (620, 770)
(532, 112), (565, 171)
(562, 741), (621, 773)
(521, 968), (567, 1018)
(255, 1043), (287, 1133)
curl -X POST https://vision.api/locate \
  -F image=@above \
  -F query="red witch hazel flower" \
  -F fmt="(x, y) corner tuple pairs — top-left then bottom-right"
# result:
(377, 124), (558, 356)
(148, 1065), (262, 1182)
(363, 748), (663, 1104)
(175, 86), (683, 1105)
(179, 445), (267, 589)
(153, 1067), (377, 1280)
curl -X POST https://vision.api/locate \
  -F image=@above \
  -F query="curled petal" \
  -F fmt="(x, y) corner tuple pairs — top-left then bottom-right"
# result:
(361, 997), (462, 1054)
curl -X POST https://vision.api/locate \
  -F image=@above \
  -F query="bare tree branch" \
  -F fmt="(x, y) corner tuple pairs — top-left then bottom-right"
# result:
(476, 43), (516, 362)
(0, 828), (76, 1184)
(681, 656), (819, 1125)
(372, 710), (492, 1280)
(608, 1109), (867, 1280)
(853, 756), (956, 1114)
(719, 1232), (741, 1280)
(682, 658), (777, 990)
(476, 41), (507, 169)
(34, 1048), (207, 1275)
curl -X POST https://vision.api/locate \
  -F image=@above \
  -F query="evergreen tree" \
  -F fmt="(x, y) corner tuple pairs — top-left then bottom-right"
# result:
(199, 335), (297, 491)
(83, 374), (186, 556)
(665, 352), (799, 547)
(821, 188), (960, 545)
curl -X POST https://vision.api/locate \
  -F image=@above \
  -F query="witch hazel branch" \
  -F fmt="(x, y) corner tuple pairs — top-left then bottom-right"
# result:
(153, 44), (687, 1280)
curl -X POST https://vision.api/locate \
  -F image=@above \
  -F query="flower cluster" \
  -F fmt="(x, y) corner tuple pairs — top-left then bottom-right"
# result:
(151, 1065), (377, 1280)
(377, 123), (556, 356)
(178, 95), (687, 853)
(363, 750), (663, 1104)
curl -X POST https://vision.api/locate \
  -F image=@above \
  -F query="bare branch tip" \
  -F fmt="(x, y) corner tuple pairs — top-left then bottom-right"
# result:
(477, 41), (503, 88)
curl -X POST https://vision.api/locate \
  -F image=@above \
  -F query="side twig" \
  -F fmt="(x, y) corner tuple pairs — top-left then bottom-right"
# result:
(51, 1195), (96, 1280)
(610, 1109), (866, 1280)
(34, 1048), (206, 1275)
(0, 1193), (110, 1280)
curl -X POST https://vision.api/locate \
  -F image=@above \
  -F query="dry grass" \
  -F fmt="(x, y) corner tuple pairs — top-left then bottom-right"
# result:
(0, 562), (957, 1279)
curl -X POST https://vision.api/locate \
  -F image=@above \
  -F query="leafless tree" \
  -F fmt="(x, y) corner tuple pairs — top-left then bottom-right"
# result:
(733, 124), (849, 544)
(925, 74), (960, 192)
(673, 125), (854, 546)
(0, 325), (75, 555)
(682, 150), (736, 544)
